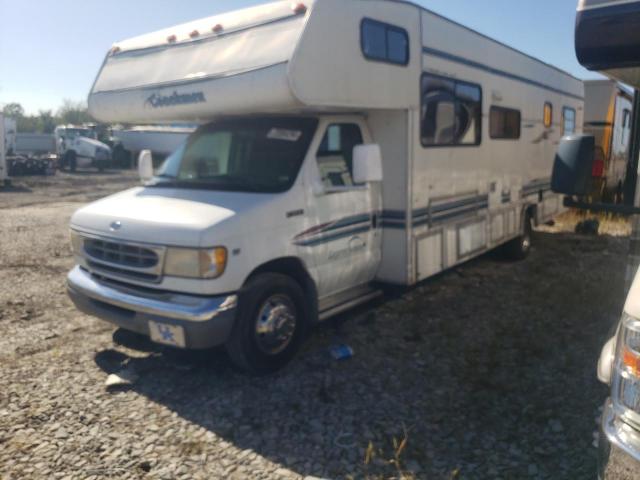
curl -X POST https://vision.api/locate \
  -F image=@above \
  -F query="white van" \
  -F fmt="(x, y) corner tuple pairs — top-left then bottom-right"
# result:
(67, 0), (583, 373)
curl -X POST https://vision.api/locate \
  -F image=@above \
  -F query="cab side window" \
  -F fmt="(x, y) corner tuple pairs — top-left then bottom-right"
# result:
(316, 124), (364, 188)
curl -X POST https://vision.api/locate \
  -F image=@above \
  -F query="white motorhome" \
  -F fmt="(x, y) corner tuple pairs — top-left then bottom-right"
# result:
(55, 125), (112, 172)
(67, 0), (583, 373)
(584, 80), (633, 201)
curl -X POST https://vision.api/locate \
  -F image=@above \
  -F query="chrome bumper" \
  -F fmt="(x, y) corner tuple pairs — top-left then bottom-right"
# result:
(67, 266), (237, 349)
(599, 399), (640, 479)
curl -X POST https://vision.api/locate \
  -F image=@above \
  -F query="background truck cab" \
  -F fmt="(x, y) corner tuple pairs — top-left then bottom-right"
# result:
(55, 125), (112, 172)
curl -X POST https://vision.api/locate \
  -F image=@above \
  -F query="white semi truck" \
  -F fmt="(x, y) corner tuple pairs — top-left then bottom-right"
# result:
(110, 125), (196, 167)
(67, 0), (582, 373)
(55, 125), (112, 172)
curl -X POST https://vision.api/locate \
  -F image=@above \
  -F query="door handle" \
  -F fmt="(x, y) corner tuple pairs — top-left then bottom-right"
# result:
(349, 236), (366, 251)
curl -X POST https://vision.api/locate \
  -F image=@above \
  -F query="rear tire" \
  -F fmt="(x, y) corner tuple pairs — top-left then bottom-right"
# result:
(502, 211), (533, 261)
(225, 273), (309, 375)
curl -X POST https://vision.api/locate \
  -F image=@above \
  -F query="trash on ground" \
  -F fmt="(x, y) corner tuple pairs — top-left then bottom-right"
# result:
(105, 367), (139, 388)
(329, 344), (354, 361)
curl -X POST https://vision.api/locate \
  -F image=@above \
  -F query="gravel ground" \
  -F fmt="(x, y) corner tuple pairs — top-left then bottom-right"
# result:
(0, 173), (629, 479)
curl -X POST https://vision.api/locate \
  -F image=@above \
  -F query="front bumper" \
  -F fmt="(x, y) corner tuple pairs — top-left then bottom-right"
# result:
(67, 266), (237, 349)
(598, 399), (640, 479)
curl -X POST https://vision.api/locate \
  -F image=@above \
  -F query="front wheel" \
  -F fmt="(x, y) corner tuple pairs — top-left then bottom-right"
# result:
(502, 211), (533, 261)
(225, 273), (309, 375)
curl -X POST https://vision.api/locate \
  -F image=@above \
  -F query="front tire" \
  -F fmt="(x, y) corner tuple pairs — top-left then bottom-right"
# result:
(502, 211), (533, 261)
(225, 273), (309, 375)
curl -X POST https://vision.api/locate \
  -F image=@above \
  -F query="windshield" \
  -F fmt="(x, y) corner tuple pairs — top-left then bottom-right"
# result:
(66, 128), (96, 139)
(154, 117), (318, 193)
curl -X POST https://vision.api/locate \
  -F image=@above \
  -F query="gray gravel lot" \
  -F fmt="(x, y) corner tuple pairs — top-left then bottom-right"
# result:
(0, 173), (629, 479)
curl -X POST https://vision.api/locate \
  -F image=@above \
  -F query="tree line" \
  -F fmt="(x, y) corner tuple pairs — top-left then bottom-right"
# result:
(2, 100), (95, 134)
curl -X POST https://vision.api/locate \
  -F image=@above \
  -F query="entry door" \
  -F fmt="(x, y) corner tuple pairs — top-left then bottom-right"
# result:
(303, 122), (382, 298)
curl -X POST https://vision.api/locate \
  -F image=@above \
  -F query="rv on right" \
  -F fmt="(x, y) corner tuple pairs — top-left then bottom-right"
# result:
(584, 80), (634, 202)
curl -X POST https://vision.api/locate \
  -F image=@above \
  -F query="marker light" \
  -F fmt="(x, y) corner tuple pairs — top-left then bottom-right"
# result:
(110, 46), (121, 55)
(167, 34), (177, 43)
(190, 30), (200, 38)
(292, 3), (307, 14)
(212, 24), (224, 33)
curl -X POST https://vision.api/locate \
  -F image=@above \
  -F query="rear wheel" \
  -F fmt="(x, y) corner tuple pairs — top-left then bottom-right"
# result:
(225, 273), (309, 375)
(502, 211), (533, 260)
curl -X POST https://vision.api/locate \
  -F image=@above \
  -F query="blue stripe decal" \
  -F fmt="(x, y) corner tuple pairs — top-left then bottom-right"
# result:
(326, 214), (372, 232)
(294, 225), (372, 247)
(380, 194), (490, 230)
(423, 47), (584, 101)
(414, 195), (489, 218)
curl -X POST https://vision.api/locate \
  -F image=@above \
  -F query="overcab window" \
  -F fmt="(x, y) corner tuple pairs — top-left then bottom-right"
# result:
(361, 18), (409, 66)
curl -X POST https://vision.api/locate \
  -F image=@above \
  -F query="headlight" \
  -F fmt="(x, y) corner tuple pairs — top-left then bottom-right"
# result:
(164, 247), (227, 279)
(612, 312), (640, 427)
(70, 230), (83, 255)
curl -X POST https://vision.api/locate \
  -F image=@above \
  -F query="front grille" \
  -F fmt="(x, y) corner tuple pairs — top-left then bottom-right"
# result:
(87, 261), (160, 282)
(84, 238), (159, 269)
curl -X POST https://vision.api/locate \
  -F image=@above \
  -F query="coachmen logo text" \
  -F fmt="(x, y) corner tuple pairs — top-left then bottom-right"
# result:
(145, 91), (206, 108)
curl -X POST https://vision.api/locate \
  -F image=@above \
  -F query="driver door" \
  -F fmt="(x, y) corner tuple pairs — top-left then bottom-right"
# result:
(303, 120), (382, 299)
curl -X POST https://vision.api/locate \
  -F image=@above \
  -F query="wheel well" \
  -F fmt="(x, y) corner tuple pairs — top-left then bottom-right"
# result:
(245, 257), (319, 322)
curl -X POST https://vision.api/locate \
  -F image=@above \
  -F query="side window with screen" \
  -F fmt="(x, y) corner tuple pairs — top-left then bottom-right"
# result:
(421, 74), (482, 147)
(361, 18), (409, 66)
(490, 106), (521, 139)
(316, 124), (364, 188)
(562, 107), (576, 135)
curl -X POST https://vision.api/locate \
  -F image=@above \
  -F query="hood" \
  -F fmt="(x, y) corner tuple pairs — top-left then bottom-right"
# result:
(70, 186), (276, 246)
(76, 136), (111, 151)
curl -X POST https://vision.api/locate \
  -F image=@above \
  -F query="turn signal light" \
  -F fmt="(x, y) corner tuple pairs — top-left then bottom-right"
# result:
(292, 3), (307, 14)
(624, 348), (640, 377)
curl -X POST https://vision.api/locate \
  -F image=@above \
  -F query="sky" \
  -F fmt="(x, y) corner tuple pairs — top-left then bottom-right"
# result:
(0, 0), (601, 115)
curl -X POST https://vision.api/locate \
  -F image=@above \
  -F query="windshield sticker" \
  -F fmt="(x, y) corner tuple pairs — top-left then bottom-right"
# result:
(267, 128), (302, 142)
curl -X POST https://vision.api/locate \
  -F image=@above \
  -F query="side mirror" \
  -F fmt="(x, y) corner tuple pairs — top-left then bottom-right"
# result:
(138, 150), (154, 182)
(551, 134), (595, 196)
(353, 144), (383, 184)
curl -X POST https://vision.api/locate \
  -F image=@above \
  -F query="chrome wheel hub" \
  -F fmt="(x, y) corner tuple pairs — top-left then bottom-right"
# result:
(254, 295), (297, 355)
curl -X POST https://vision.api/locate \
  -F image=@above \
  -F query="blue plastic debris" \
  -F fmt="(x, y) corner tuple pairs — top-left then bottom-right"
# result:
(329, 344), (354, 360)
